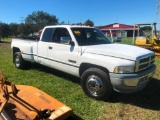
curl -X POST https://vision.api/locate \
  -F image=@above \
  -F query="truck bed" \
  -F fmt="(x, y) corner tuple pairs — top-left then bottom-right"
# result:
(13, 36), (39, 41)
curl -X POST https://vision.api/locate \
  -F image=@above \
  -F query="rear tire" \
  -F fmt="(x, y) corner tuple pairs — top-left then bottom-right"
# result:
(81, 68), (112, 100)
(14, 52), (26, 69)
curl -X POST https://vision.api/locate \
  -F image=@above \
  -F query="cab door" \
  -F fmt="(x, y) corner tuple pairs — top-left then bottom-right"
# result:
(47, 27), (79, 76)
(37, 28), (55, 66)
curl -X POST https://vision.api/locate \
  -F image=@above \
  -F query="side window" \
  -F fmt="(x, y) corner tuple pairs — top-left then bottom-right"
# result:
(41, 28), (55, 42)
(52, 28), (71, 43)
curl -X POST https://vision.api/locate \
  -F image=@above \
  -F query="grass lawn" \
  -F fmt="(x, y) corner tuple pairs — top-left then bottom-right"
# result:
(0, 38), (160, 120)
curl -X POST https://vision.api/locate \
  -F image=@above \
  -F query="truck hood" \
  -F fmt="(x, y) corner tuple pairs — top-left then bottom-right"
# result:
(82, 43), (153, 61)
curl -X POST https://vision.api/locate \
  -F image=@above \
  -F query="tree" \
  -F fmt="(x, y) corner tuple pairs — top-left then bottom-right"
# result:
(59, 21), (66, 25)
(0, 22), (10, 41)
(84, 19), (94, 26)
(9, 23), (19, 37)
(140, 26), (152, 31)
(17, 23), (33, 37)
(25, 11), (59, 31)
(0, 22), (2, 41)
(76, 22), (83, 25)
(17, 23), (25, 37)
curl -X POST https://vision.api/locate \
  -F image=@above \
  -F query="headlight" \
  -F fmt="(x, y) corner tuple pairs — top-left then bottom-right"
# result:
(114, 66), (135, 73)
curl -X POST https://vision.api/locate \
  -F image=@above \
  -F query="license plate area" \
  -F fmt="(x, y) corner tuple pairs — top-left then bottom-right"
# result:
(138, 71), (155, 85)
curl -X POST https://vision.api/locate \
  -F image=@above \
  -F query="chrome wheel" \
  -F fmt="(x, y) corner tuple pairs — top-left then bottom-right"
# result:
(81, 68), (113, 100)
(15, 56), (20, 68)
(14, 52), (27, 69)
(86, 75), (103, 95)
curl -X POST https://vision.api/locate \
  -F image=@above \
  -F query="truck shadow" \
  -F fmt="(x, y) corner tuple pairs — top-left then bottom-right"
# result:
(107, 78), (160, 110)
(31, 63), (81, 84)
(30, 63), (160, 111)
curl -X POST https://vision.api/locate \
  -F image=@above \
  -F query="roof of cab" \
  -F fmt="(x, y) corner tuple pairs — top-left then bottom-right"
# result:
(44, 25), (94, 29)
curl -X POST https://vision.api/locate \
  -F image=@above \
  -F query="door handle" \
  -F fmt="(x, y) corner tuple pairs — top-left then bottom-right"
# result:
(49, 46), (52, 49)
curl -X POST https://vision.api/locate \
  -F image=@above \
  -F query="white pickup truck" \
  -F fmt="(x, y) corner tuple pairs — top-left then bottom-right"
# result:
(11, 25), (156, 100)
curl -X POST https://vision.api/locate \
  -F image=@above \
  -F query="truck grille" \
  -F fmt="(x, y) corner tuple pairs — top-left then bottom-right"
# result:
(136, 54), (155, 72)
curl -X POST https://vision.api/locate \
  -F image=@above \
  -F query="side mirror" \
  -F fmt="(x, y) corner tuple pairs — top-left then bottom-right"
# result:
(60, 37), (71, 44)
(70, 41), (75, 46)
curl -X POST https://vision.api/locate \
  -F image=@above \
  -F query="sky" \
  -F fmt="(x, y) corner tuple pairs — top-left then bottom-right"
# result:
(0, 0), (159, 28)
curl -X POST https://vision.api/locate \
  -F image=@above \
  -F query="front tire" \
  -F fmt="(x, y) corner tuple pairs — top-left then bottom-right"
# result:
(14, 52), (26, 69)
(81, 68), (112, 100)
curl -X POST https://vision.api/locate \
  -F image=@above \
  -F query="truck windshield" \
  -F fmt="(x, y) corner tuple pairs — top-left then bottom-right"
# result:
(71, 28), (111, 46)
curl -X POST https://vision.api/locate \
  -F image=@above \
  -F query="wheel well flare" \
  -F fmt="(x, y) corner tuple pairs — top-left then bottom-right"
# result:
(79, 63), (109, 77)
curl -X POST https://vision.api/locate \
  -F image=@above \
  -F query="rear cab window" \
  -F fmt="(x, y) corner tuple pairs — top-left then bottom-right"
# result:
(41, 27), (71, 44)
(41, 28), (55, 42)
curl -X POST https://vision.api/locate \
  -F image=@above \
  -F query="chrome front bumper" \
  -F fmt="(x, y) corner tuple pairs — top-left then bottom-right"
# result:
(124, 70), (155, 87)
(109, 64), (156, 93)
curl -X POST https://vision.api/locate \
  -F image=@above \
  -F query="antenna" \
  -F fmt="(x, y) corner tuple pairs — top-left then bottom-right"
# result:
(117, 13), (120, 23)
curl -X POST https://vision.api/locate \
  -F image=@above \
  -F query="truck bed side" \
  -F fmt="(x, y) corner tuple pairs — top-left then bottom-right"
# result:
(11, 38), (38, 62)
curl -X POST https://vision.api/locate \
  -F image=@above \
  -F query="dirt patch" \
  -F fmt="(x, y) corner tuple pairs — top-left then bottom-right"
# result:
(0, 41), (11, 46)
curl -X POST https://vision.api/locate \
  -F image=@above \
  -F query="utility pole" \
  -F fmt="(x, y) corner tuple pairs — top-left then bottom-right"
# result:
(19, 17), (24, 24)
(19, 17), (24, 37)
(155, 0), (160, 30)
